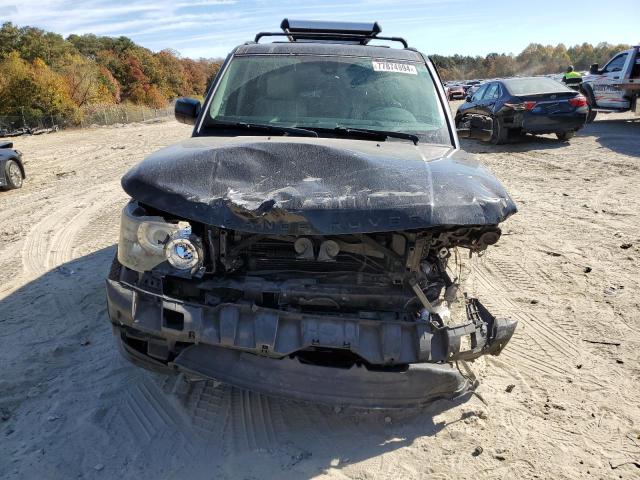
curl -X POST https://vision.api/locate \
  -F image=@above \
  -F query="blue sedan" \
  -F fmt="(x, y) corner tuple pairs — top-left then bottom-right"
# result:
(455, 77), (588, 144)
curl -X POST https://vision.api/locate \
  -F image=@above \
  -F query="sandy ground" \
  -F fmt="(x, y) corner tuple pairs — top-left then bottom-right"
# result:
(1, 107), (639, 480)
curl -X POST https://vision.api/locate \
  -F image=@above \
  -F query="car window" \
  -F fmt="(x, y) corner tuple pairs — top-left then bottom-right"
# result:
(471, 84), (487, 101)
(482, 83), (499, 100)
(603, 53), (628, 73)
(503, 77), (572, 95)
(204, 55), (451, 145)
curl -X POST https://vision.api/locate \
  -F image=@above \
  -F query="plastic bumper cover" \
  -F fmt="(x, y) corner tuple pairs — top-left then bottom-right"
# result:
(106, 279), (516, 365)
(115, 334), (471, 408)
(107, 279), (516, 407)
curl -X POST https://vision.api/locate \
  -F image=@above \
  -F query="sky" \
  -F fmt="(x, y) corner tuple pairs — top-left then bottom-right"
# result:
(1, 0), (638, 59)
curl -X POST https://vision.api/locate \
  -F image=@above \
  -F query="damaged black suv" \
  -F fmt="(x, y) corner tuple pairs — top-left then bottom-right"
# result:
(106, 20), (517, 408)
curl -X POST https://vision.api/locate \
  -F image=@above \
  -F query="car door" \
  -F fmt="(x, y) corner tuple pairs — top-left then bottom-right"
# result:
(478, 82), (501, 115)
(594, 52), (631, 109)
(464, 83), (489, 115)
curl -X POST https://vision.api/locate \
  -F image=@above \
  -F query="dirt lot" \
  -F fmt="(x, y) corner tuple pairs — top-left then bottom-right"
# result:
(1, 108), (639, 479)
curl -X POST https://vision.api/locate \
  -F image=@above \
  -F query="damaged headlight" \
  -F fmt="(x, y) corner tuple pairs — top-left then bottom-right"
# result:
(118, 202), (203, 275)
(165, 225), (202, 270)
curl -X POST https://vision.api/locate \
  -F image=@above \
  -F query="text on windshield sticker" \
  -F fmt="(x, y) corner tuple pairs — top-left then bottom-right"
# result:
(372, 61), (417, 74)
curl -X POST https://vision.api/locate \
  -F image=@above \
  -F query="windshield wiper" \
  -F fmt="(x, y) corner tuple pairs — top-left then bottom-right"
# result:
(211, 121), (318, 138)
(333, 126), (419, 145)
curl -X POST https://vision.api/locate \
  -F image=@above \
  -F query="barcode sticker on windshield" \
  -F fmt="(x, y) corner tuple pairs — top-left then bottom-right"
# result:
(372, 61), (417, 74)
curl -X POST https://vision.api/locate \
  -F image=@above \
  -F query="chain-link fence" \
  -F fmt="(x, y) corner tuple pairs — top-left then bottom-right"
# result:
(79, 104), (174, 128)
(0, 103), (175, 138)
(0, 113), (68, 137)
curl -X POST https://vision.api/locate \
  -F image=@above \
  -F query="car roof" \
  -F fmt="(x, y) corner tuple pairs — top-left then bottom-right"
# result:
(233, 41), (426, 62)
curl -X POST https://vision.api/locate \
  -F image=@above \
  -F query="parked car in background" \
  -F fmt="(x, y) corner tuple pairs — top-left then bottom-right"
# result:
(463, 80), (482, 93)
(455, 77), (588, 144)
(0, 141), (25, 190)
(447, 84), (466, 100)
(466, 82), (484, 97)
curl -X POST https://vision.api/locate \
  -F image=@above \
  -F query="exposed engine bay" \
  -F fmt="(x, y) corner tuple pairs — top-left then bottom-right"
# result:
(171, 211), (500, 321)
(108, 201), (515, 371)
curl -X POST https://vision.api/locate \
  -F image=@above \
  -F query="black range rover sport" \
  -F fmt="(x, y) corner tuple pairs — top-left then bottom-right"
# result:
(106, 20), (517, 408)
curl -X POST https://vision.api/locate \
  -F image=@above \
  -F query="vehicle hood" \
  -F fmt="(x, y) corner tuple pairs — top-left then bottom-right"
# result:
(122, 136), (517, 234)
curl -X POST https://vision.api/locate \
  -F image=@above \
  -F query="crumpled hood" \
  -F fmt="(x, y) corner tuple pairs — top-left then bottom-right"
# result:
(122, 136), (517, 234)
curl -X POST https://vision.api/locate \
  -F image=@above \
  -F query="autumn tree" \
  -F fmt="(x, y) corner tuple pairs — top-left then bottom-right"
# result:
(0, 52), (79, 124)
(0, 23), (72, 66)
(61, 54), (119, 106)
(433, 41), (631, 81)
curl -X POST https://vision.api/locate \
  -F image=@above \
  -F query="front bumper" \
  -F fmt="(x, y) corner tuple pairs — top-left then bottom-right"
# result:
(117, 336), (471, 408)
(106, 279), (516, 407)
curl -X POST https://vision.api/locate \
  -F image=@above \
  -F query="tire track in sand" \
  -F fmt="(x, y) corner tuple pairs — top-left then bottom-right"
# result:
(472, 256), (581, 380)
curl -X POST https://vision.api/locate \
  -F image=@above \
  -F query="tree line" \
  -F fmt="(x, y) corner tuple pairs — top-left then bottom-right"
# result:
(0, 22), (222, 125)
(432, 42), (631, 81)
(0, 21), (632, 124)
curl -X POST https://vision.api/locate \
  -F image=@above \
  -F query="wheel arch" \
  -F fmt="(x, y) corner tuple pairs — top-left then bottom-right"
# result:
(580, 82), (596, 105)
(0, 155), (26, 180)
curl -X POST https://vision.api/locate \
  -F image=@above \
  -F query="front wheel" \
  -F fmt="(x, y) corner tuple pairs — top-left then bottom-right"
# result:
(556, 131), (575, 141)
(3, 160), (23, 189)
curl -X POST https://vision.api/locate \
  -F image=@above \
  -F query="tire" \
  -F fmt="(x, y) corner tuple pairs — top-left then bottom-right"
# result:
(556, 131), (575, 141)
(4, 160), (23, 189)
(581, 85), (598, 123)
(490, 116), (508, 145)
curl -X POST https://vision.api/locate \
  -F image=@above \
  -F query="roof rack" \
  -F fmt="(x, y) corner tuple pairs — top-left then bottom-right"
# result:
(254, 19), (408, 49)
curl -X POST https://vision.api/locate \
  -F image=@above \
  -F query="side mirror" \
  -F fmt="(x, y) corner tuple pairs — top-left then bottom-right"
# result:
(456, 115), (493, 142)
(175, 97), (202, 125)
(465, 95), (472, 102)
(589, 63), (599, 75)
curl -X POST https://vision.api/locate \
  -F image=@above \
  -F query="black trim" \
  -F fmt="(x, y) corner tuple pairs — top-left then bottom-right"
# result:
(171, 344), (470, 408)
(254, 31), (408, 48)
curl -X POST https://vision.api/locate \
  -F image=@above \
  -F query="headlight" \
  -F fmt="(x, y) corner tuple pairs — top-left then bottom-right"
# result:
(118, 202), (203, 274)
(165, 225), (201, 270)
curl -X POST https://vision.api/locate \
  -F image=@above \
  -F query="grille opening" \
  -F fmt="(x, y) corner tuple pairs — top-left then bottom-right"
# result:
(293, 347), (410, 371)
(163, 308), (184, 330)
(261, 292), (279, 308)
(244, 237), (388, 275)
(121, 331), (148, 354)
(294, 348), (363, 369)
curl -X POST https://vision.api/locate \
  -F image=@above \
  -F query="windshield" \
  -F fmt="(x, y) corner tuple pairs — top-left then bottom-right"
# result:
(202, 55), (451, 144)
(504, 77), (572, 95)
